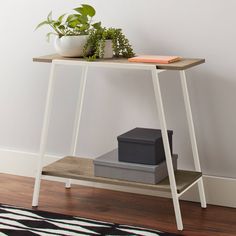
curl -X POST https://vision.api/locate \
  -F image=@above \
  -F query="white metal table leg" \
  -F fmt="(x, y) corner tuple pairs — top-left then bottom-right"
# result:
(32, 62), (57, 207)
(65, 179), (72, 189)
(151, 69), (183, 231)
(180, 70), (207, 208)
(65, 65), (89, 189)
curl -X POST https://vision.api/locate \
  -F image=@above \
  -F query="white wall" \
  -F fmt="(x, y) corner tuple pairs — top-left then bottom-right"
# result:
(0, 0), (235, 180)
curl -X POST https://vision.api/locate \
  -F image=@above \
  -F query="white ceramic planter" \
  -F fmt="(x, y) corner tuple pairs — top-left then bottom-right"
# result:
(102, 40), (113, 59)
(54, 35), (89, 58)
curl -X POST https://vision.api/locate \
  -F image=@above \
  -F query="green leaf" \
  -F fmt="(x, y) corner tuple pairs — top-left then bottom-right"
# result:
(92, 22), (101, 30)
(47, 11), (52, 22)
(74, 7), (84, 15)
(35, 20), (49, 31)
(68, 20), (80, 28)
(52, 21), (61, 28)
(76, 14), (88, 24)
(58, 13), (66, 23)
(58, 25), (65, 30)
(66, 14), (78, 23)
(82, 4), (96, 17)
(74, 4), (96, 17)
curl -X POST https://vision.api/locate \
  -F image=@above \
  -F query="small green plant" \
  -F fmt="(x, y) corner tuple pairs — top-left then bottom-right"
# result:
(35, 4), (101, 41)
(83, 27), (135, 60)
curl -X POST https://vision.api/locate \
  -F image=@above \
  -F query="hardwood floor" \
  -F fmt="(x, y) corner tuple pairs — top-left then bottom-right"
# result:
(0, 173), (235, 236)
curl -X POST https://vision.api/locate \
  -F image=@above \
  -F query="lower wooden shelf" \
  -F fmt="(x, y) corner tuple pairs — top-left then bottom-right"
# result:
(42, 156), (202, 194)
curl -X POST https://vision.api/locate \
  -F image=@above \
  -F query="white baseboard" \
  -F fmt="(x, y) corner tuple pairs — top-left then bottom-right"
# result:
(0, 148), (235, 208)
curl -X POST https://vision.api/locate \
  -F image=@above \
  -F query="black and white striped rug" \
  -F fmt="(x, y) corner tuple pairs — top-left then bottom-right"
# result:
(0, 204), (178, 236)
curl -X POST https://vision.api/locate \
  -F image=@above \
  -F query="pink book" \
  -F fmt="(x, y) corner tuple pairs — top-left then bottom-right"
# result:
(128, 55), (182, 64)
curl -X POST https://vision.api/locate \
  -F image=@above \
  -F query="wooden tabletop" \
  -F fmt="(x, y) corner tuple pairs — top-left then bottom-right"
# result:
(33, 54), (205, 70)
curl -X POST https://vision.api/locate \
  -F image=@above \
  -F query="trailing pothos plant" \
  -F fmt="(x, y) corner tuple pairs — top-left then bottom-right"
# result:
(35, 4), (101, 41)
(83, 27), (135, 60)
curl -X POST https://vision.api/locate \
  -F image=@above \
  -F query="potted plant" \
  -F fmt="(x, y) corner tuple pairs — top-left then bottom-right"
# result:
(83, 27), (135, 60)
(36, 4), (101, 57)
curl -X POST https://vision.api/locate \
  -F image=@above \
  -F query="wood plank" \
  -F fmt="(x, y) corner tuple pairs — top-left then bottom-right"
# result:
(33, 54), (205, 70)
(42, 156), (202, 194)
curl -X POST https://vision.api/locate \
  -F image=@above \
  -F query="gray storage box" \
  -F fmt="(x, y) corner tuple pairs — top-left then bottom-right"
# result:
(117, 128), (173, 165)
(94, 149), (178, 184)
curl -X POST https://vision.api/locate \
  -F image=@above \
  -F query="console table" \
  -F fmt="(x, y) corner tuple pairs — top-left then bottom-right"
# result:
(32, 54), (207, 231)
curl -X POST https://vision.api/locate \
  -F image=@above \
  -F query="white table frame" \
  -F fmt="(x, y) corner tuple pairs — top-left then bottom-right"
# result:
(32, 59), (207, 231)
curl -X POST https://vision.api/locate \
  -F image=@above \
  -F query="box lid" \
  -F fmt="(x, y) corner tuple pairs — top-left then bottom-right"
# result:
(117, 127), (173, 144)
(94, 149), (177, 173)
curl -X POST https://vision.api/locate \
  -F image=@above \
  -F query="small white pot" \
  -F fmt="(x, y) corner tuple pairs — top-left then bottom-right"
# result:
(101, 40), (113, 59)
(54, 35), (88, 58)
